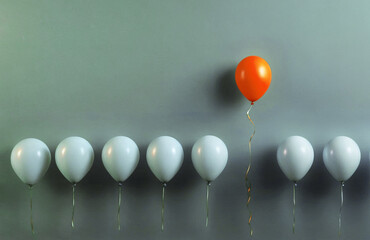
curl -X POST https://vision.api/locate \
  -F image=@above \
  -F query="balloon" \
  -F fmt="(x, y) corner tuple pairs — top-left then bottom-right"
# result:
(235, 56), (271, 103)
(102, 136), (140, 183)
(276, 136), (314, 182)
(55, 137), (94, 183)
(191, 135), (228, 182)
(146, 136), (184, 183)
(11, 138), (51, 186)
(323, 136), (361, 182)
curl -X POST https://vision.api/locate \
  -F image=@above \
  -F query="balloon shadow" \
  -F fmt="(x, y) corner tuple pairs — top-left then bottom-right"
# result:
(214, 68), (244, 107)
(171, 144), (199, 190)
(300, 146), (336, 198)
(125, 144), (157, 189)
(83, 145), (112, 186)
(43, 146), (70, 194)
(346, 156), (370, 202)
(255, 147), (288, 194)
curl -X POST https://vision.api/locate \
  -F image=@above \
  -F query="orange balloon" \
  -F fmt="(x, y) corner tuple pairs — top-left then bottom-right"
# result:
(235, 56), (271, 103)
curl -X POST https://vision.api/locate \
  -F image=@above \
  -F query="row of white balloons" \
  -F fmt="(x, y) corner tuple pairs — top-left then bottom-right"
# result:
(276, 135), (362, 235)
(10, 134), (364, 234)
(277, 136), (361, 183)
(13, 135), (361, 188)
(11, 135), (228, 232)
(11, 135), (228, 187)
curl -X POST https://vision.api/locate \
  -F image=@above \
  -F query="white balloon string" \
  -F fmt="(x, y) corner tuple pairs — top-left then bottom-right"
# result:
(72, 183), (76, 228)
(161, 182), (167, 231)
(29, 185), (35, 235)
(339, 181), (344, 238)
(246, 103), (255, 237)
(117, 182), (122, 231)
(293, 181), (297, 234)
(206, 181), (211, 227)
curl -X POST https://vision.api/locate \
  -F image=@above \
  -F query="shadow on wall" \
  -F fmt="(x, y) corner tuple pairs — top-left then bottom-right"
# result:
(214, 68), (244, 108)
(300, 146), (336, 199)
(125, 144), (157, 189)
(346, 155), (370, 202)
(171, 144), (199, 190)
(255, 147), (288, 194)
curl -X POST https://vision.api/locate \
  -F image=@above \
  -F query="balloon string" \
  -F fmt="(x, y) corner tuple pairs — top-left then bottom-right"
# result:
(72, 183), (76, 228)
(206, 181), (211, 227)
(117, 182), (122, 231)
(293, 181), (297, 234)
(29, 185), (35, 235)
(246, 103), (255, 237)
(161, 182), (167, 231)
(339, 181), (344, 237)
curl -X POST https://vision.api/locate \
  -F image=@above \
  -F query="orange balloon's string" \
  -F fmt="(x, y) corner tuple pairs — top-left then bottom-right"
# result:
(246, 103), (255, 237)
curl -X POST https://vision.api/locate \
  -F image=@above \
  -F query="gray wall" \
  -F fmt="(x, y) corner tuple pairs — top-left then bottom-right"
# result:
(1, 0), (369, 239)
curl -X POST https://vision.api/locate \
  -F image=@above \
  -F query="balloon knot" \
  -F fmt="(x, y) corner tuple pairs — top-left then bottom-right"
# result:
(251, 102), (254, 105)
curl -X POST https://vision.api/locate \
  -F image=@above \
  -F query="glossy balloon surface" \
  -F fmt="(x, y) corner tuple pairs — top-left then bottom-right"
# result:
(102, 136), (139, 182)
(146, 136), (184, 183)
(235, 56), (271, 102)
(11, 138), (51, 185)
(277, 136), (314, 182)
(323, 136), (361, 182)
(55, 136), (94, 183)
(191, 135), (228, 182)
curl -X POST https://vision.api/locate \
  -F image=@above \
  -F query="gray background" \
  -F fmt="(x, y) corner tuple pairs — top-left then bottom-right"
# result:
(0, 0), (369, 239)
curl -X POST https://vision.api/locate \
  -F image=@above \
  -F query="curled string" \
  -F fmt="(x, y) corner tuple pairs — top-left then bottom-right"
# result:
(293, 181), (297, 234)
(29, 185), (35, 235)
(246, 103), (255, 237)
(339, 181), (344, 237)
(117, 182), (123, 231)
(161, 182), (167, 231)
(206, 181), (211, 227)
(72, 183), (76, 228)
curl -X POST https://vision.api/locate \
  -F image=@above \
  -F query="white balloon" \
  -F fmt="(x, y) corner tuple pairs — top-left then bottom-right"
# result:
(277, 136), (314, 182)
(102, 136), (140, 183)
(55, 137), (94, 183)
(191, 135), (228, 182)
(146, 136), (184, 183)
(323, 136), (361, 182)
(11, 138), (51, 186)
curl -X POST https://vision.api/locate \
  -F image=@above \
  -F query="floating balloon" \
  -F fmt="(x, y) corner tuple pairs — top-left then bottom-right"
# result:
(11, 138), (51, 234)
(323, 136), (361, 237)
(146, 136), (184, 231)
(235, 55), (271, 237)
(147, 136), (184, 183)
(55, 136), (94, 228)
(277, 136), (314, 182)
(323, 136), (361, 182)
(277, 136), (314, 233)
(102, 136), (139, 183)
(235, 56), (271, 103)
(192, 135), (228, 227)
(11, 138), (51, 186)
(102, 136), (140, 230)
